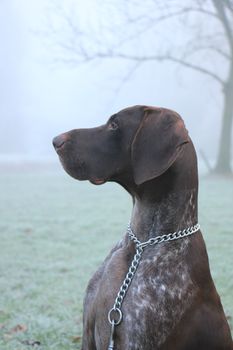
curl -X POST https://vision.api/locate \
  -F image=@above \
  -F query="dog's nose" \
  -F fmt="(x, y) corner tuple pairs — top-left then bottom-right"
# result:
(53, 133), (68, 150)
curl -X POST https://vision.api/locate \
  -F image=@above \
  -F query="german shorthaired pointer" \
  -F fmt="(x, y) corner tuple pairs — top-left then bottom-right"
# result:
(53, 106), (232, 350)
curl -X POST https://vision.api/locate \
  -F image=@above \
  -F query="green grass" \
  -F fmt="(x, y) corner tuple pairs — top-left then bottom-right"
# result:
(0, 172), (232, 349)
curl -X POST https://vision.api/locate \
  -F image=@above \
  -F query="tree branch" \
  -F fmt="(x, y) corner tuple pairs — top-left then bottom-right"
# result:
(164, 55), (224, 85)
(42, 0), (229, 88)
(86, 52), (224, 85)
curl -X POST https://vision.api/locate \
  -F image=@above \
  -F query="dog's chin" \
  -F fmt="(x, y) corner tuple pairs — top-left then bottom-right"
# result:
(59, 158), (107, 185)
(58, 158), (87, 181)
(63, 168), (85, 181)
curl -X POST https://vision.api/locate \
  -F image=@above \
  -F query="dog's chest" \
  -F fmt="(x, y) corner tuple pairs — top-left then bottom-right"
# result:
(86, 238), (196, 349)
(117, 239), (196, 349)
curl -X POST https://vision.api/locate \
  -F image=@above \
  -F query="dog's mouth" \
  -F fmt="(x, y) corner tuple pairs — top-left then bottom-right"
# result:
(55, 144), (66, 156)
(89, 178), (106, 185)
(59, 155), (107, 185)
(53, 136), (108, 185)
(57, 153), (87, 180)
(53, 134), (69, 154)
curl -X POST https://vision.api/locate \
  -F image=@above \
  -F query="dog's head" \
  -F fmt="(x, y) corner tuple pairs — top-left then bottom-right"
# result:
(53, 105), (189, 186)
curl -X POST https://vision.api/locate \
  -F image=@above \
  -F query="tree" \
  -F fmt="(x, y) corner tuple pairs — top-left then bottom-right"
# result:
(45, 0), (233, 174)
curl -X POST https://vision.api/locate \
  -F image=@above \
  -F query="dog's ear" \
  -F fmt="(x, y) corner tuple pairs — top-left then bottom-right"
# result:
(131, 107), (189, 185)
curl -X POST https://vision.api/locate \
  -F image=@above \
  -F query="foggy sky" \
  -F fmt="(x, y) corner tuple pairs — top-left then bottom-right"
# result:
(0, 0), (225, 163)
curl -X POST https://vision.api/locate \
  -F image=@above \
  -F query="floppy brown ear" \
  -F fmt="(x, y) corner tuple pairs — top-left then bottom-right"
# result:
(131, 107), (189, 185)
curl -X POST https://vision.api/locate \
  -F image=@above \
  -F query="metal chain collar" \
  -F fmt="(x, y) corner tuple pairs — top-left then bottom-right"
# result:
(107, 223), (200, 350)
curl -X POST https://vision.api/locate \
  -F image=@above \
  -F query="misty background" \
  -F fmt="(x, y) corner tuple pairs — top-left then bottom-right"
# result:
(1, 0), (231, 173)
(0, 2), (233, 348)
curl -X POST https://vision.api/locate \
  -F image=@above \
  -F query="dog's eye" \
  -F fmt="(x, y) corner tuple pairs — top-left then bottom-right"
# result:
(108, 120), (119, 131)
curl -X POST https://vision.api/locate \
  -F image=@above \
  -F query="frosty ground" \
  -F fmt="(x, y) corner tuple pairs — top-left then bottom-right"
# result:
(0, 171), (232, 349)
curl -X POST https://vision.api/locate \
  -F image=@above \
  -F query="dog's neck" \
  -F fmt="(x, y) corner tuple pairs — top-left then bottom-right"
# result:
(114, 142), (199, 241)
(130, 188), (198, 241)
(129, 147), (198, 241)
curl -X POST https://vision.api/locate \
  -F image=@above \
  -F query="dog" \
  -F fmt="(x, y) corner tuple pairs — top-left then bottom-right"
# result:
(53, 105), (233, 349)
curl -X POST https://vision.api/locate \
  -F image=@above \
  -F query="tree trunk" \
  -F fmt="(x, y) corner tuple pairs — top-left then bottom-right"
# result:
(214, 63), (233, 174)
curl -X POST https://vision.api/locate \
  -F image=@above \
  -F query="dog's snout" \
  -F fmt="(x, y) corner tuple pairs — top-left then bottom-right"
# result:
(53, 133), (68, 150)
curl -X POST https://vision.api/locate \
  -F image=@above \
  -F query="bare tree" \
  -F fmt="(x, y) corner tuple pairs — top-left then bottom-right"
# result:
(44, 0), (233, 174)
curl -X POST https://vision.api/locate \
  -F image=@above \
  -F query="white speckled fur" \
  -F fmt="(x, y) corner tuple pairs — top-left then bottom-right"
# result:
(113, 190), (199, 349)
(121, 236), (196, 349)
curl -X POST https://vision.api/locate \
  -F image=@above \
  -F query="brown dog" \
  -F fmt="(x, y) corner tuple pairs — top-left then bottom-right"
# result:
(53, 106), (232, 350)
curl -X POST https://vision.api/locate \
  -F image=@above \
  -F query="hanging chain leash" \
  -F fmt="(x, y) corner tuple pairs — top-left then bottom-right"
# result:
(107, 222), (200, 350)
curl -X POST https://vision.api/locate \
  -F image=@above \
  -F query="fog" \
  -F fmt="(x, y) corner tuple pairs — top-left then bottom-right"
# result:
(0, 0), (229, 169)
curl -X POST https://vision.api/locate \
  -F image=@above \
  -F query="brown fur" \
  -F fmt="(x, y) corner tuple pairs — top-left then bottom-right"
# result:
(53, 105), (233, 349)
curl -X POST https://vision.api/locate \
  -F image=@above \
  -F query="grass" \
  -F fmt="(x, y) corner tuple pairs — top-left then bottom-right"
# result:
(0, 171), (232, 349)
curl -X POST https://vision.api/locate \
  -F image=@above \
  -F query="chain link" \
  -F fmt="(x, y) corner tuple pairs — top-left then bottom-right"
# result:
(109, 223), (200, 321)
(128, 223), (200, 248)
(107, 223), (200, 348)
(112, 244), (143, 311)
